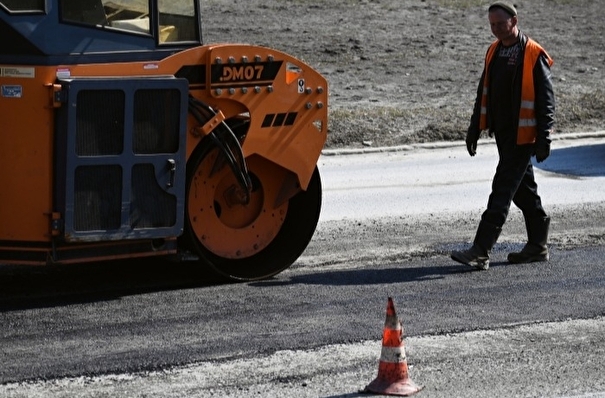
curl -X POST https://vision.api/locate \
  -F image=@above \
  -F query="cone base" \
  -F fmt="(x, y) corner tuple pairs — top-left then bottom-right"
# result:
(363, 378), (423, 396)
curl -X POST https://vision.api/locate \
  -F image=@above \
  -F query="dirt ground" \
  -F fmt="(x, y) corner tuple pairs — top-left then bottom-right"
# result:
(203, 0), (605, 149)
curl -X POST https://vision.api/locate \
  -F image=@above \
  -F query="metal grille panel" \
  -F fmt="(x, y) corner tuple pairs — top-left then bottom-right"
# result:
(73, 165), (122, 231)
(76, 90), (124, 156)
(130, 164), (176, 228)
(59, 77), (187, 241)
(133, 89), (180, 154)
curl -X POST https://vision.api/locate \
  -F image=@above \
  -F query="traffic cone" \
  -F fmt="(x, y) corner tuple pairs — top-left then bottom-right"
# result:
(362, 297), (423, 396)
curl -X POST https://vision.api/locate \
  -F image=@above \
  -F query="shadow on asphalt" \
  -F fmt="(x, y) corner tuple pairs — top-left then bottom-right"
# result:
(0, 259), (227, 312)
(253, 262), (479, 287)
(534, 143), (605, 177)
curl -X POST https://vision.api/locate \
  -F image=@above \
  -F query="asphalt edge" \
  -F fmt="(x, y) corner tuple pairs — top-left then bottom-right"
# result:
(321, 130), (605, 156)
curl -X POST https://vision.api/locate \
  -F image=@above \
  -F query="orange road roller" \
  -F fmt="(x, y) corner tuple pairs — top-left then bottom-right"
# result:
(0, 0), (328, 280)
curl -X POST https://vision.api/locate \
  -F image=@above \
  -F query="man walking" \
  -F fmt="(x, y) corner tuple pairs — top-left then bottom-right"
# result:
(451, 2), (556, 270)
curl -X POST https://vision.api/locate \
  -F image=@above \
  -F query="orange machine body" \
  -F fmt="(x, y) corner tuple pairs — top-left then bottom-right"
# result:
(0, 1), (327, 279)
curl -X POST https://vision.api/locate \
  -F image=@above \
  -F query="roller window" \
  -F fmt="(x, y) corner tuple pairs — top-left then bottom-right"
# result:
(0, 0), (46, 12)
(59, 0), (198, 43)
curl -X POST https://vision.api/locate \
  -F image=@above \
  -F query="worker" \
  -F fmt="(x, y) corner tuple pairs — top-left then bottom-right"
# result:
(451, 1), (556, 270)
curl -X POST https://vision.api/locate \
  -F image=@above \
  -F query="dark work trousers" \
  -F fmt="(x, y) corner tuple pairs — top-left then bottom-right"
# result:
(480, 130), (548, 228)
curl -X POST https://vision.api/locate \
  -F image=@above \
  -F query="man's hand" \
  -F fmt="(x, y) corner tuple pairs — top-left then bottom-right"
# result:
(535, 138), (551, 163)
(466, 129), (479, 157)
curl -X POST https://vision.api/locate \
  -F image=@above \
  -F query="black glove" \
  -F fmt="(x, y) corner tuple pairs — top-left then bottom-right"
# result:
(465, 129), (480, 157)
(534, 139), (551, 163)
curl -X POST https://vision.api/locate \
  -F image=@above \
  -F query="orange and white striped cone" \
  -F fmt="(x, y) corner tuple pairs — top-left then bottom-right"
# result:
(362, 297), (423, 396)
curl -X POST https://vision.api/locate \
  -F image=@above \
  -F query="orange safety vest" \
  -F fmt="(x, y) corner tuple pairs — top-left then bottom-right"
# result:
(479, 38), (553, 144)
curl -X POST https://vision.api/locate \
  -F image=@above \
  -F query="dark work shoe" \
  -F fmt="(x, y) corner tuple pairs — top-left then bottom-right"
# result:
(451, 245), (490, 270)
(507, 245), (549, 264)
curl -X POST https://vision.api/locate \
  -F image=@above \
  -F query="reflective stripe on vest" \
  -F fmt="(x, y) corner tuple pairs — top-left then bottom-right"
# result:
(478, 38), (553, 144)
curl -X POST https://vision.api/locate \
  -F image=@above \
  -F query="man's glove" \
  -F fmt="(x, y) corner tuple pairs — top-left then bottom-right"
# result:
(534, 138), (551, 163)
(465, 128), (480, 157)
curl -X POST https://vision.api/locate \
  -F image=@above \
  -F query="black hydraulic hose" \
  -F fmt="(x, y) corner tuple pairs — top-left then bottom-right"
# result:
(190, 100), (252, 196)
(188, 98), (242, 175)
(187, 96), (252, 202)
(209, 129), (250, 191)
(189, 96), (247, 161)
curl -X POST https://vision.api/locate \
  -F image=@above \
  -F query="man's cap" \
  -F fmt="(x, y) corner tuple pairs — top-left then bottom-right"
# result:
(489, 2), (517, 17)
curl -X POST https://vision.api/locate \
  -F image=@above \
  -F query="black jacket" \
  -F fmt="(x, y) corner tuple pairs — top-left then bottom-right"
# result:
(468, 32), (555, 145)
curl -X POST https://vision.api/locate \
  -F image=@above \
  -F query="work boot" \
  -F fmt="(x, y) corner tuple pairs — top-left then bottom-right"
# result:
(451, 220), (502, 270)
(508, 216), (550, 263)
(451, 244), (490, 270)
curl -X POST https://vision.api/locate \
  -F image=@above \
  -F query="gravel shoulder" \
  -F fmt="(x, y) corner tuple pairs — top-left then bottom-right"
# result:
(3, 307), (604, 398)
